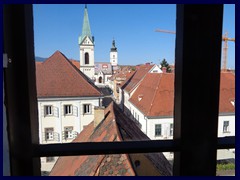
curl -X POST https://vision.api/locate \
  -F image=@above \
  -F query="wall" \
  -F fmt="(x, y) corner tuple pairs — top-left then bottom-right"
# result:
(38, 97), (100, 144)
(38, 97), (100, 173)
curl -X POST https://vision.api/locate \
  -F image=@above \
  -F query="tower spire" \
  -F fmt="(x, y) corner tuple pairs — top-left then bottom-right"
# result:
(79, 4), (93, 44)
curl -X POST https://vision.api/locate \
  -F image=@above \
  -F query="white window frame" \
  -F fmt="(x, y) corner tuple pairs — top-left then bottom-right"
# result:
(64, 126), (74, 139)
(223, 121), (230, 133)
(155, 124), (162, 137)
(64, 105), (73, 115)
(83, 104), (91, 114)
(44, 105), (53, 116)
(45, 128), (54, 141)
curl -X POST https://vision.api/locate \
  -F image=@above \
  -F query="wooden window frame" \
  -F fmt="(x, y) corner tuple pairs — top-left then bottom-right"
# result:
(3, 4), (235, 176)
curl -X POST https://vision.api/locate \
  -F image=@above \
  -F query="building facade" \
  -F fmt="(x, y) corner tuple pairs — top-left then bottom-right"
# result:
(122, 70), (235, 160)
(36, 51), (103, 173)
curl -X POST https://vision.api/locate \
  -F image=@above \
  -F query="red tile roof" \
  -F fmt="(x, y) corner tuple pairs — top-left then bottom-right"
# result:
(129, 73), (174, 117)
(69, 59), (80, 69)
(129, 72), (235, 117)
(219, 72), (235, 113)
(50, 102), (172, 176)
(36, 51), (102, 98)
(121, 64), (154, 93)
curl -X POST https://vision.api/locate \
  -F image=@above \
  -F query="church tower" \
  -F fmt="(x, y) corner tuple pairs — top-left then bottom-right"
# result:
(79, 5), (95, 80)
(110, 39), (118, 66)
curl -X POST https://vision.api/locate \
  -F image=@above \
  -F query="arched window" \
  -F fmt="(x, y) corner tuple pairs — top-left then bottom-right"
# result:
(98, 76), (102, 83)
(85, 53), (89, 64)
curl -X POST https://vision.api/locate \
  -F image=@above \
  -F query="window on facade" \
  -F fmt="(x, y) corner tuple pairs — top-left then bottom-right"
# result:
(170, 123), (173, 136)
(46, 157), (54, 163)
(85, 52), (89, 64)
(83, 104), (91, 114)
(44, 105), (53, 116)
(45, 128), (54, 141)
(223, 121), (230, 133)
(64, 127), (73, 139)
(155, 124), (162, 136)
(64, 105), (72, 115)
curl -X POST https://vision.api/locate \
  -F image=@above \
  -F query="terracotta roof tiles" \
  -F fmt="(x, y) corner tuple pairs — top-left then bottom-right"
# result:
(36, 51), (102, 98)
(50, 102), (172, 176)
(129, 72), (234, 117)
(121, 64), (154, 93)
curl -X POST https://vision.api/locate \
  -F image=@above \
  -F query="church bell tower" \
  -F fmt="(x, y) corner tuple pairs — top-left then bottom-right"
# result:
(110, 39), (118, 66)
(79, 5), (95, 80)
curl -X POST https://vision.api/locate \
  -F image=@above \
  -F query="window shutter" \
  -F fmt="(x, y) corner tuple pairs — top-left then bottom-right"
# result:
(90, 104), (93, 114)
(41, 105), (45, 117)
(61, 105), (64, 116)
(53, 106), (59, 117)
(73, 106), (78, 117)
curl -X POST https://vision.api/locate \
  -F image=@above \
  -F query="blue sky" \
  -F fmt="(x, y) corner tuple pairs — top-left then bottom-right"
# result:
(33, 4), (235, 68)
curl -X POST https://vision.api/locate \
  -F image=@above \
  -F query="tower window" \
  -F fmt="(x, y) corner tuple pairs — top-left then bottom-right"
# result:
(85, 52), (89, 64)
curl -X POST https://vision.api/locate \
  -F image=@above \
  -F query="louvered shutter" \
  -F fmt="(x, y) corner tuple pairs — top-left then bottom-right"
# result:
(53, 106), (59, 117)
(73, 106), (78, 117)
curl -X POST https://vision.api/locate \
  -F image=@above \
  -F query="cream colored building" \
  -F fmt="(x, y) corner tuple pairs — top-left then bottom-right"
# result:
(36, 50), (103, 173)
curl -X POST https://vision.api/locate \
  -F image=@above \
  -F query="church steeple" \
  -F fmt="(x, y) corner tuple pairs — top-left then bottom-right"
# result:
(110, 39), (118, 66)
(79, 5), (95, 80)
(79, 5), (93, 45)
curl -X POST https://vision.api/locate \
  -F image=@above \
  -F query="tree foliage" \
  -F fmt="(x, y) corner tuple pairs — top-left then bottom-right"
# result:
(160, 58), (171, 73)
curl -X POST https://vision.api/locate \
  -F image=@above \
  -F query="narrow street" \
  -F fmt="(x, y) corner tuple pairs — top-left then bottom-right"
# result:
(98, 87), (114, 107)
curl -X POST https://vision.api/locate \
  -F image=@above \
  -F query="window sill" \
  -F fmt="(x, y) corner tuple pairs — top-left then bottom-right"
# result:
(223, 131), (231, 134)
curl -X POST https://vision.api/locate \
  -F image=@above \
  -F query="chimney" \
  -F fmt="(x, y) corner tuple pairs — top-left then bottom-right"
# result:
(162, 67), (167, 73)
(94, 107), (105, 128)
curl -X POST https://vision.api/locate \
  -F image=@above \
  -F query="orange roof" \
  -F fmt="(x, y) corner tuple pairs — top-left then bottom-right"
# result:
(129, 72), (234, 117)
(121, 64), (154, 93)
(50, 102), (172, 176)
(36, 51), (102, 98)
(69, 59), (80, 69)
(219, 72), (235, 113)
(129, 73), (174, 117)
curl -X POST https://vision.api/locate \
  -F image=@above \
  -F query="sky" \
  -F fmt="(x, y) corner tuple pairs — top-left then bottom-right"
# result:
(33, 4), (235, 68)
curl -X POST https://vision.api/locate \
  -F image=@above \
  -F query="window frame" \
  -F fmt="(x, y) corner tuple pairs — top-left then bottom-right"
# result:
(4, 4), (235, 176)
(44, 105), (53, 116)
(83, 104), (91, 114)
(45, 128), (54, 141)
(64, 104), (73, 116)
(155, 124), (162, 137)
(223, 121), (230, 133)
(64, 126), (74, 139)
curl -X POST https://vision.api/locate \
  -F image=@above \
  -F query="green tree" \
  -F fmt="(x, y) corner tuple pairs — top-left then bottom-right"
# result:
(160, 58), (171, 73)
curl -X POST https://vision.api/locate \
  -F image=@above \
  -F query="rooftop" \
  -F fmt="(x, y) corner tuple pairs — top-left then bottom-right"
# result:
(35, 51), (102, 98)
(50, 102), (172, 176)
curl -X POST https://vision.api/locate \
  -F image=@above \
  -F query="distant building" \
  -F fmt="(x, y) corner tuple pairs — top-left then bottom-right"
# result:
(119, 63), (162, 113)
(36, 50), (103, 173)
(50, 102), (172, 176)
(120, 69), (235, 160)
(78, 5), (119, 87)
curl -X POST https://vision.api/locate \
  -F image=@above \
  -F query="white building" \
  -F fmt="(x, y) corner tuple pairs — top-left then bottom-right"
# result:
(36, 50), (103, 173)
(120, 69), (235, 160)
